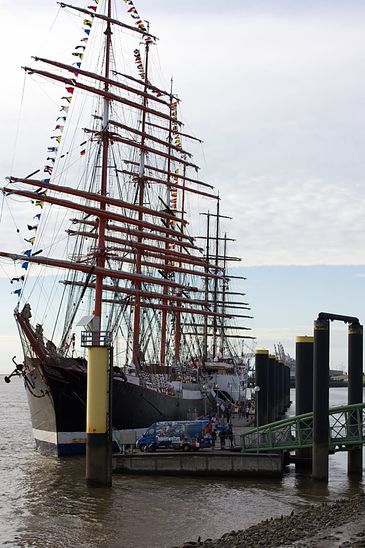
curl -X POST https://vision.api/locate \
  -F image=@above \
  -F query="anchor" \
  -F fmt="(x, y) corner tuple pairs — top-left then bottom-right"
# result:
(4, 356), (24, 383)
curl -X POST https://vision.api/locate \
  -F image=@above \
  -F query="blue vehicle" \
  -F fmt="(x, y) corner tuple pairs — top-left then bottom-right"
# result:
(136, 420), (210, 452)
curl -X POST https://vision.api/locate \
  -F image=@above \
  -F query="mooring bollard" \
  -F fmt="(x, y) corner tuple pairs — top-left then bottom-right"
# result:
(312, 319), (330, 481)
(295, 336), (314, 469)
(348, 322), (363, 476)
(286, 365), (291, 409)
(268, 355), (276, 423)
(296, 336), (314, 415)
(277, 359), (282, 416)
(255, 349), (269, 425)
(285, 363), (290, 410)
(274, 357), (280, 421)
(280, 360), (286, 415)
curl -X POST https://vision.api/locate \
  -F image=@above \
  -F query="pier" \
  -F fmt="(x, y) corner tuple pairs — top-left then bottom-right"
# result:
(113, 450), (283, 477)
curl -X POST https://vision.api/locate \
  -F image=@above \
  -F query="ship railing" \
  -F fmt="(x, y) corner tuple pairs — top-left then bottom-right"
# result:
(81, 331), (112, 347)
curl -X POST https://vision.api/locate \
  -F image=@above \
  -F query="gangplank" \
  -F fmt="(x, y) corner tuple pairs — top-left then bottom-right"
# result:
(241, 403), (365, 453)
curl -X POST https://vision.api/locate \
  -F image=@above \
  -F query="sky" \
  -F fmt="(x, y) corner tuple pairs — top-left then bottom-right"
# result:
(0, 0), (365, 373)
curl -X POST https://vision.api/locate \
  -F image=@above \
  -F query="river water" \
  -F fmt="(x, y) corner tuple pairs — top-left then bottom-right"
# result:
(0, 378), (364, 548)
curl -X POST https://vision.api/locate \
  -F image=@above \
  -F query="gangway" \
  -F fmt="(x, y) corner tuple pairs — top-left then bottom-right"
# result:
(241, 403), (365, 453)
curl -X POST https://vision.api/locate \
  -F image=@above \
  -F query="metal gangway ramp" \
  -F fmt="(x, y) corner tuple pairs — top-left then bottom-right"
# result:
(241, 403), (365, 453)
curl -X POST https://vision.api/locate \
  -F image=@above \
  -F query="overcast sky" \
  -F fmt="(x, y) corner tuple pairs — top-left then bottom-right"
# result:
(0, 1), (365, 372)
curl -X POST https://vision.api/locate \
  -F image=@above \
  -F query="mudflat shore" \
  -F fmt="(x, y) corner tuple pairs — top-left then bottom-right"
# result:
(175, 494), (365, 547)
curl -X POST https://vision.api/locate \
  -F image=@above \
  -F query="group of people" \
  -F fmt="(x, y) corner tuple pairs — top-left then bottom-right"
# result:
(202, 416), (234, 450)
(237, 399), (254, 420)
(197, 397), (257, 450)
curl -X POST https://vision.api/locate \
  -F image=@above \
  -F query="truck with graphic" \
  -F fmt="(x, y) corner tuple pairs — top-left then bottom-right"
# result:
(136, 420), (210, 452)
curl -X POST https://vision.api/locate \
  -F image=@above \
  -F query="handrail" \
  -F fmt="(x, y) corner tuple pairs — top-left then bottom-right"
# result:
(241, 402), (365, 453)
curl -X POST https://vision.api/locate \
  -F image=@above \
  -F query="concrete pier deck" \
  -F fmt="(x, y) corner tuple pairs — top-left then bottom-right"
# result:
(113, 450), (283, 478)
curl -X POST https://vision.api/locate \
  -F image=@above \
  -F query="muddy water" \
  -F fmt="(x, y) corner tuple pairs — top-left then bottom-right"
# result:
(0, 379), (363, 547)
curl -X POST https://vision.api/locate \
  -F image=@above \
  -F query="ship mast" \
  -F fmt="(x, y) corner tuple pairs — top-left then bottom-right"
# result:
(2, 3), (256, 368)
(131, 34), (151, 371)
(174, 162), (187, 365)
(212, 198), (220, 358)
(219, 233), (228, 357)
(93, 0), (112, 334)
(202, 211), (210, 364)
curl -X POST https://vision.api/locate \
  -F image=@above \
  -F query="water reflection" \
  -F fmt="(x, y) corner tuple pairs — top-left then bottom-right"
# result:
(1, 381), (364, 548)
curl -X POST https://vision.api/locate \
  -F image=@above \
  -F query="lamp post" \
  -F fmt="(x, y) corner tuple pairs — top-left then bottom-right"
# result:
(227, 382), (233, 401)
(254, 385), (260, 454)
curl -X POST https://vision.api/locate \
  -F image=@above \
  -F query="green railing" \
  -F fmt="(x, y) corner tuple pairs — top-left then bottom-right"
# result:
(241, 403), (365, 453)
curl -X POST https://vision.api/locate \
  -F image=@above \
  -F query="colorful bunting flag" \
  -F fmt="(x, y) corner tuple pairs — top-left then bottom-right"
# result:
(13, 4), (96, 286)
(10, 276), (24, 283)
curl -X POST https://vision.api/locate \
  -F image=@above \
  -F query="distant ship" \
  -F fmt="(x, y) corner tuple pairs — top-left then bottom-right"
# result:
(2, 0), (253, 456)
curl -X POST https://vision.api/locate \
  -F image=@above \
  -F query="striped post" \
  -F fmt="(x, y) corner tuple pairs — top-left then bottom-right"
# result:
(86, 346), (112, 487)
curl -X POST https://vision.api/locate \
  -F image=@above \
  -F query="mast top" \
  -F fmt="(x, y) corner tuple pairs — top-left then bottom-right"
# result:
(58, 2), (159, 41)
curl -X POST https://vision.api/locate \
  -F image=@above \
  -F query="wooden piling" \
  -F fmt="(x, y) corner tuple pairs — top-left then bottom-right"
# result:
(255, 349), (269, 425)
(295, 336), (313, 469)
(312, 319), (330, 482)
(348, 322), (363, 476)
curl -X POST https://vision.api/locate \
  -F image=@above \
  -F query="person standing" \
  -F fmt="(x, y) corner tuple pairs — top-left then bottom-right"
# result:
(219, 427), (226, 450)
(211, 422), (217, 449)
(227, 423), (234, 449)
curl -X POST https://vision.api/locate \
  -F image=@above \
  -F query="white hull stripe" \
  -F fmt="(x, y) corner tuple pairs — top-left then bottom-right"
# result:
(33, 429), (86, 445)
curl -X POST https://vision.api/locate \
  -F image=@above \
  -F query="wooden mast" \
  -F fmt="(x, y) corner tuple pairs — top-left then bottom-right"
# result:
(3, 2), (254, 372)
(159, 81), (174, 367)
(131, 35), (151, 372)
(174, 162), (187, 365)
(93, 0), (112, 334)
(212, 199), (220, 358)
(202, 212), (210, 364)
(219, 233), (228, 357)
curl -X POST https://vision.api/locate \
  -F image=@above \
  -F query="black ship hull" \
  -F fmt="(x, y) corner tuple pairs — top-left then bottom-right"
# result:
(23, 357), (212, 456)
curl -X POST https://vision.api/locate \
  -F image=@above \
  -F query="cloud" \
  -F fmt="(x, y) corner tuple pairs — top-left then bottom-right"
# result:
(150, 8), (365, 266)
(3, 3), (365, 268)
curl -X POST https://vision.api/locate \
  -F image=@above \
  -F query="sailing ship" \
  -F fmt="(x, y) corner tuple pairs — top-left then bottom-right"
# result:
(2, 0), (254, 455)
